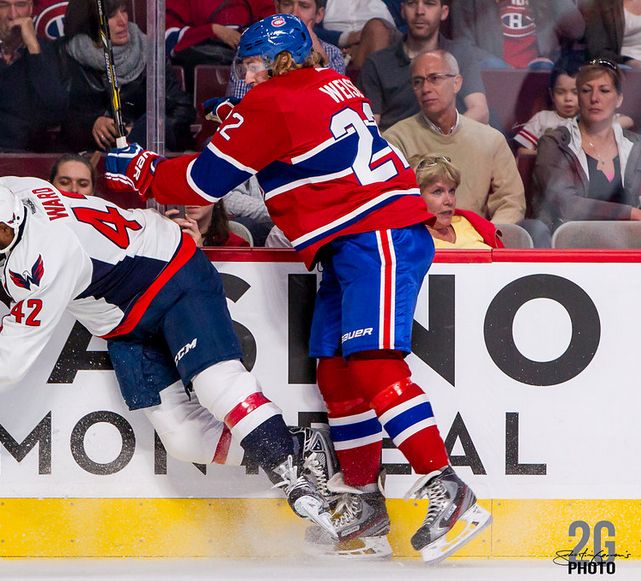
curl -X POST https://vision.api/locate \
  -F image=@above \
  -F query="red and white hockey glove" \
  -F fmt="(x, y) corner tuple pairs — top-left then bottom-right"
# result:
(105, 142), (163, 199)
(203, 96), (241, 124)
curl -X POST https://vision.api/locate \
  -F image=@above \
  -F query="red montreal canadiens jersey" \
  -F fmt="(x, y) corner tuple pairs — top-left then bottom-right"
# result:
(0, 176), (188, 387)
(151, 67), (430, 268)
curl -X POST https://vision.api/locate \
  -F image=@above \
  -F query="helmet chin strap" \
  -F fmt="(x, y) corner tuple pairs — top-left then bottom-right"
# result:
(0, 205), (25, 256)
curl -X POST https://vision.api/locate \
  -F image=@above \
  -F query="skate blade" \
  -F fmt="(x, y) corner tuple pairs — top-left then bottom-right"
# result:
(419, 503), (492, 565)
(304, 535), (393, 560)
(294, 497), (338, 540)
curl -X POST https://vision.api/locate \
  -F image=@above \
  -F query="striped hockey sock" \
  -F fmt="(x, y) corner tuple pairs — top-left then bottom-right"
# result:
(328, 404), (383, 487)
(318, 356), (383, 487)
(371, 378), (449, 473)
(226, 393), (294, 476)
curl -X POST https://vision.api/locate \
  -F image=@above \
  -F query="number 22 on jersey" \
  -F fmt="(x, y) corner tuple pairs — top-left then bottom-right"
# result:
(330, 103), (407, 186)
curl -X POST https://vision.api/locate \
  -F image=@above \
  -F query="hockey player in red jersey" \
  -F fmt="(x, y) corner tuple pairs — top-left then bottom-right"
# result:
(106, 13), (492, 563)
(0, 176), (337, 539)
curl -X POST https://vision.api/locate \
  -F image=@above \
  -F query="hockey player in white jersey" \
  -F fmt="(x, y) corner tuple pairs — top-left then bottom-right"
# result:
(0, 175), (337, 539)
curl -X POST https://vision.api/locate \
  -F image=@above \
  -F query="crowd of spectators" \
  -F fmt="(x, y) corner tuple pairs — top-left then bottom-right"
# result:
(4, 0), (641, 248)
(358, 0), (489, 131)
(383, 49), (524, 225)
(450, 0), (586, 70)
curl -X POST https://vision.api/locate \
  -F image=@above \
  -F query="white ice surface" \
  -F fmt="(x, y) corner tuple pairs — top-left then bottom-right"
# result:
(0, 558), (639, 581)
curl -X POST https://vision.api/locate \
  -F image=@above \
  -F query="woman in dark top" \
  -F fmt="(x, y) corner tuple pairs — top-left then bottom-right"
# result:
(58, 0), (195, 152)
(532, 59), (641, 230)
(584, 0), (641, 68)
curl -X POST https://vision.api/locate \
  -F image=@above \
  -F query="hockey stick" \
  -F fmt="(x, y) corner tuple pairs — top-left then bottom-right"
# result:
(95, 0), (128, 148)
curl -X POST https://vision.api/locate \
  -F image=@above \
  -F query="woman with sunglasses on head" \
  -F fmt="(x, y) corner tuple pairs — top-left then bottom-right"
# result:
(412, 154), (503, 249)
(532, 59), (641, 231)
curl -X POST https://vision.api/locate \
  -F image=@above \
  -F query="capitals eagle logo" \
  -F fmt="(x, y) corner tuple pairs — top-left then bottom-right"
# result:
(9, 255), (45, 291)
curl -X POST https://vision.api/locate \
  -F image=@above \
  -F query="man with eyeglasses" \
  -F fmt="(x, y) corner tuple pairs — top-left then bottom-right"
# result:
(358, 0), (488, 132)
(384, 49), (525, 225)
(0, 0), (67, 151)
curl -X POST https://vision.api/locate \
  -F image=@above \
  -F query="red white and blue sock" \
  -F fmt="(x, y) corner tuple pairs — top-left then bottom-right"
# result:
(371, 378), (448, 473)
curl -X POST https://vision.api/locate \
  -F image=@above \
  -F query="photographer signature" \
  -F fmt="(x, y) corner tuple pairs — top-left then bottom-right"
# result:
(553, 548), (632, 566)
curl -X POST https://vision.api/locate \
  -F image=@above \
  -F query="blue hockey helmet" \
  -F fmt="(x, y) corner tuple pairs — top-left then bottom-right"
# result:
(238, 13), (312, 66)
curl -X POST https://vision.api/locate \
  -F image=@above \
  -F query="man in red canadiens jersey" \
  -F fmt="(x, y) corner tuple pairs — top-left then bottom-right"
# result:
(106, 13), (491, 563)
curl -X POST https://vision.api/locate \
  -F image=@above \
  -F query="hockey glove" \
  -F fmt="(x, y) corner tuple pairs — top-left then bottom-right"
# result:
(203, 96), (241, 124)
(105, 142), (163, 199)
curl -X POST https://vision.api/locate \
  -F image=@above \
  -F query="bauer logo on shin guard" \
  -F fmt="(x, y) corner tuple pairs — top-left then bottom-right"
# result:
(341, 327), (373, 343)
(175, 338), (198, 364)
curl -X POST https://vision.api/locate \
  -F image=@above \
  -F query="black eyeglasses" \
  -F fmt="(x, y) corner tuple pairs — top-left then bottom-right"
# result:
(411, 73), (457, 89)
(584, 58), (619, 73)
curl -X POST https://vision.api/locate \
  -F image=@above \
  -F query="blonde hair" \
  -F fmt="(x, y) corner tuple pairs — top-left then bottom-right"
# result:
(271, 49), (323, 76)
(576, 60), (622, 94)
(410, 154), (461, 189)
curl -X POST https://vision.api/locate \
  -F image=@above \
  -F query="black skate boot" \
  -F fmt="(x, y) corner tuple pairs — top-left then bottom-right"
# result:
(333, 485), (390, 541)
(407, 466), (492, 564)
(289, 426), (338, 501)
(271, 455), (337, 539)
(304, 471), (392, 559)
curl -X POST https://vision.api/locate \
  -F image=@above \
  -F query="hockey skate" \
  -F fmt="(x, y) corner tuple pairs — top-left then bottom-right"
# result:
(272, 455), (337, 539)
(406, 466), (492, 565)
(289, 426), (337, 500)
(304, 471), (392, 559)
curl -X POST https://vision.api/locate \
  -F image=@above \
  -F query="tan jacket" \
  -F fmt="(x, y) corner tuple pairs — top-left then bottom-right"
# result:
(384, 114), (525, 224)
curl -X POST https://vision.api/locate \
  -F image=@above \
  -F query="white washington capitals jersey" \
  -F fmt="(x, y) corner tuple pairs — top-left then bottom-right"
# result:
(0, 176), (186, 387)
(148, 67), (431, 268)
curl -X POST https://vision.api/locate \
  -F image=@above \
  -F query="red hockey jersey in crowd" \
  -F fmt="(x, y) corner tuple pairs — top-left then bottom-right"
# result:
(166, 0), (275, 55)
(33, 0), (67, 40)
(150, 67), (431, 268)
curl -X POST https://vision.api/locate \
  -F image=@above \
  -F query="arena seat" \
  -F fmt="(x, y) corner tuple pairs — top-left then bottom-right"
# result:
(192, 65), (232, 149)
(552, 221), (641, 248)
(482, 70), (550, 138)
(0, 153), (59, 181)
(496, 223), (534, 248)
(130, 0), (146, 32)
(228, 221), (254, 246)
(171, 65), (186, 91)
(618, 70), (641, 128)
(516, 150), (537, 218)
